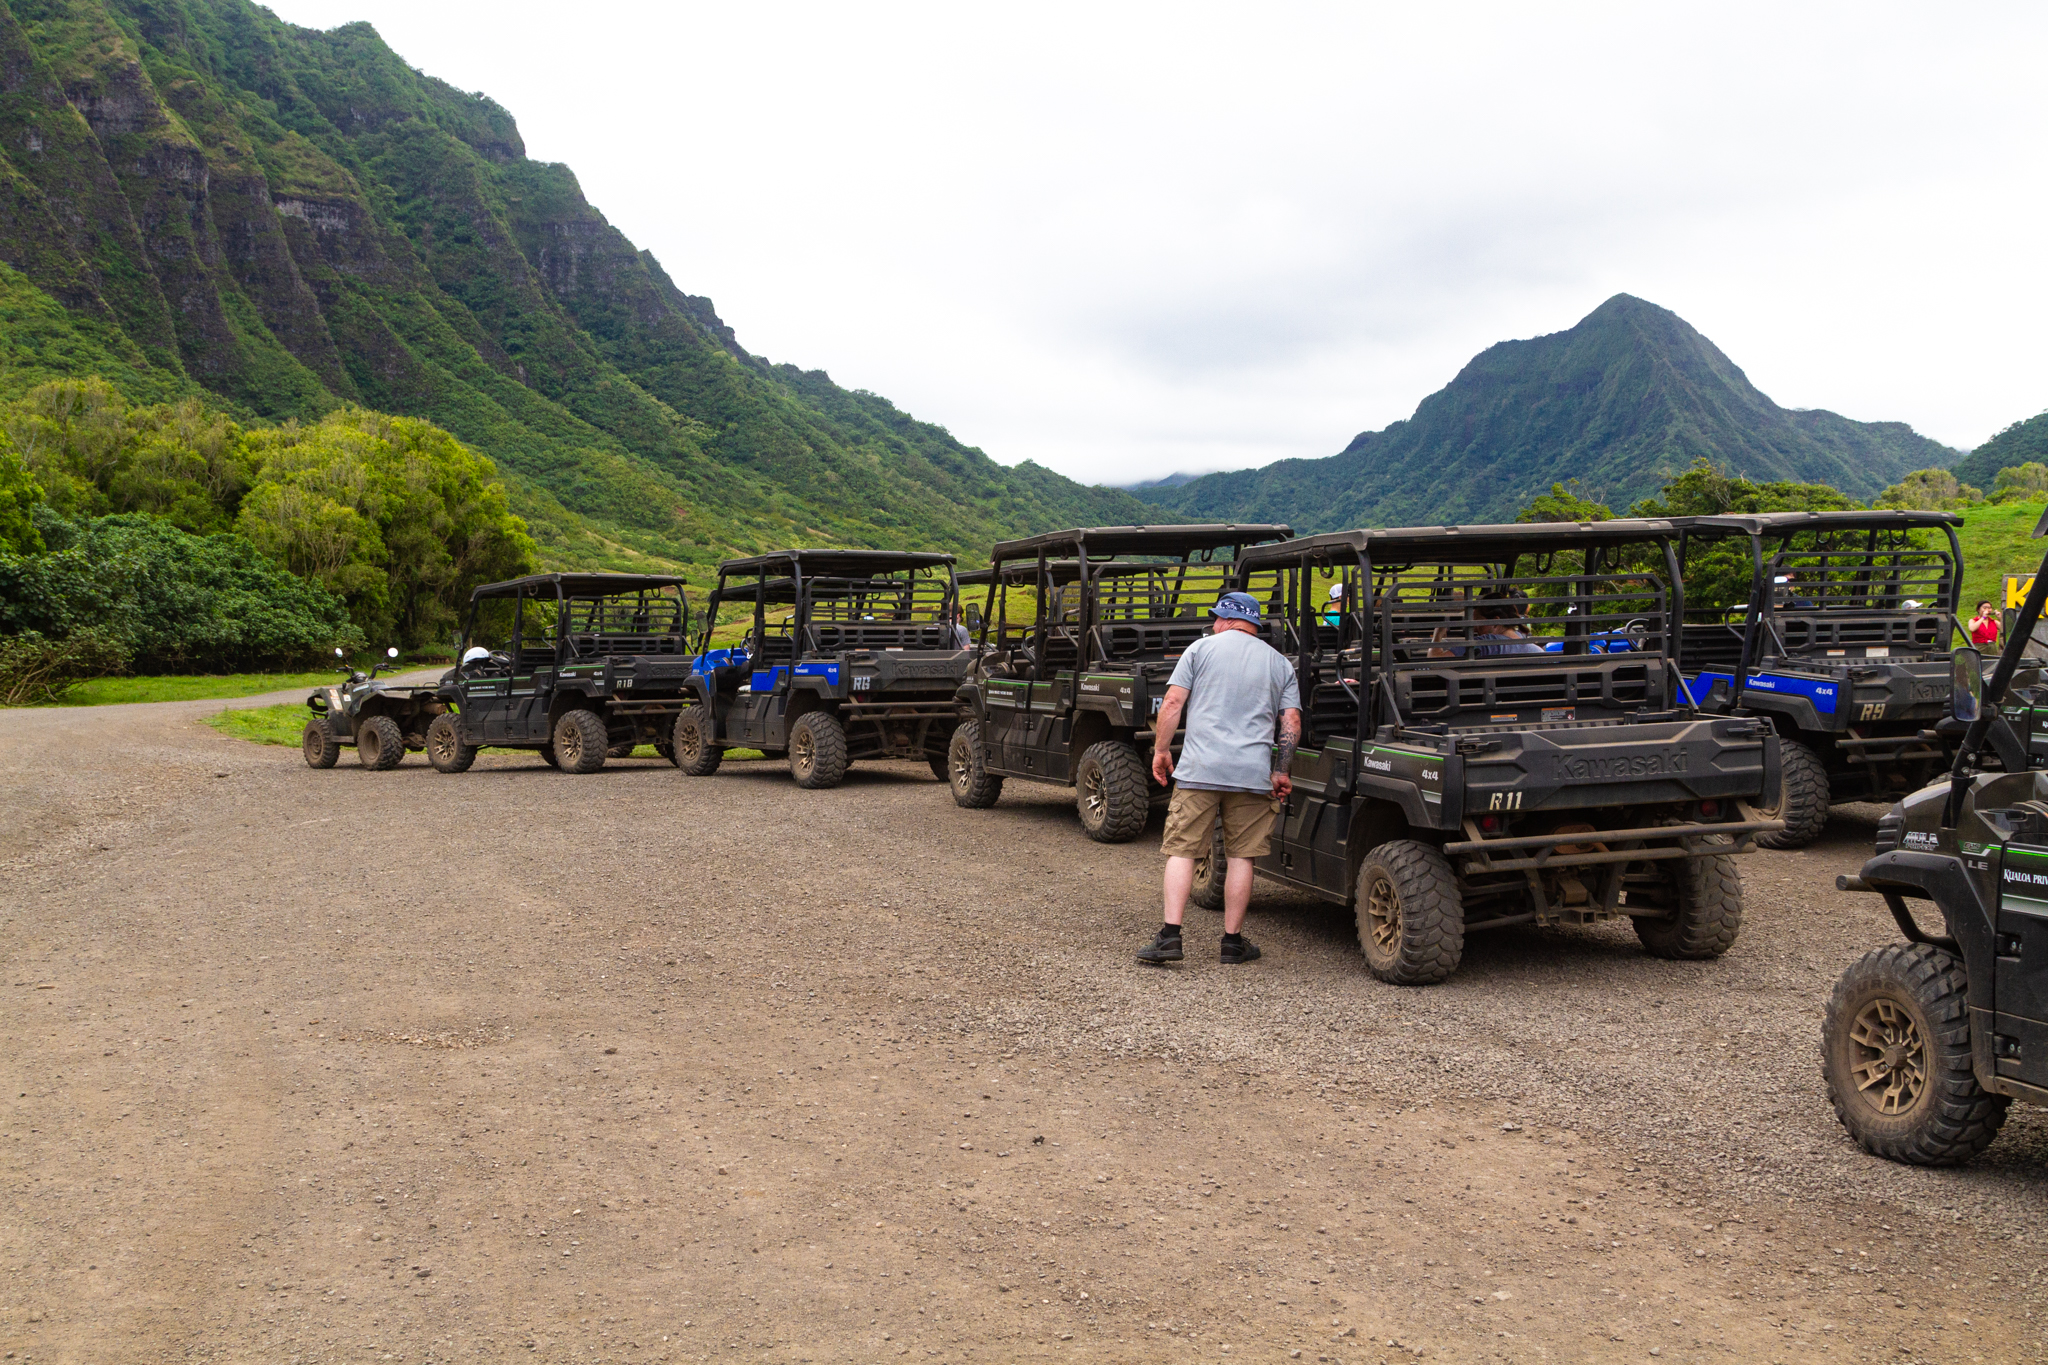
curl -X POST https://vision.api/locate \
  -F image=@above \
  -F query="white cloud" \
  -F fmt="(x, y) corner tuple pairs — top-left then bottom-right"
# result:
(260, 0), (2048, 483)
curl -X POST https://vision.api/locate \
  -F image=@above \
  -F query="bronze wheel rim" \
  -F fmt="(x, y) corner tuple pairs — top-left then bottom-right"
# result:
(677, 724), (699, 763)
(1365, 873), (1401, 955)
(430, 728), (453, 764)
(559, 727), (582, 767)
(793, 726), (815, 775)
(1080, 761), (1105, 822)
(1848, 996), (1928, 1115)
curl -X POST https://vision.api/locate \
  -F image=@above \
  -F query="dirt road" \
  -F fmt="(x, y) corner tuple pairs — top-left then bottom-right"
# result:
(1, 691), (2043, 1363)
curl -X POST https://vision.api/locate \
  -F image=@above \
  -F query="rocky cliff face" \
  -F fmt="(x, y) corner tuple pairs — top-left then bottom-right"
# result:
(0, 0), (1159, 565)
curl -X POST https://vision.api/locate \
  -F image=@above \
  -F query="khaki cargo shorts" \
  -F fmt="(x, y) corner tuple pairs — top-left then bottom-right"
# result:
(1161, 786), (1281, 860)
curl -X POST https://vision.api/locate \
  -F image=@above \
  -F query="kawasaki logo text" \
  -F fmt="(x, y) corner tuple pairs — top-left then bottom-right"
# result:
(1552, 750), (1688, 781)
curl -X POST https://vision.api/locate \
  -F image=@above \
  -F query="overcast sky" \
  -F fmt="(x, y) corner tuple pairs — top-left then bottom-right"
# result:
(264, 1), (2048, 486)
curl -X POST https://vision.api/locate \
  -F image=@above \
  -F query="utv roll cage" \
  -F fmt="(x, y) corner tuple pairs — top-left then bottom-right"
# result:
(695, 550), (961, 658)
(1672, 510), (1964, 685)
(970, 524), (1294, 674)
(1233, 519), (1694, 750)
(462, 572), (691, 661)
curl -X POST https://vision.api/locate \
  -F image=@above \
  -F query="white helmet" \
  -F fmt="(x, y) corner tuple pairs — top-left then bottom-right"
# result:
(462, 645), (490, 664)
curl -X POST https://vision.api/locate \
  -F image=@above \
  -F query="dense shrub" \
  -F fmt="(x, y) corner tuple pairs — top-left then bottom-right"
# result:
(0, 379), (535, 652)
(0, 628), (130, 706)
(0, 513), (365, 674)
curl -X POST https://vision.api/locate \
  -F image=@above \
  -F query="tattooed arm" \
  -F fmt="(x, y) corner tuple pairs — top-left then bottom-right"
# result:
(1271, 707), (1302, 799)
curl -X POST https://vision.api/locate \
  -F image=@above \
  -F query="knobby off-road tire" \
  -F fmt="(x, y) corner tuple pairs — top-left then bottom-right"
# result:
(789, 711), (850, 789)
(1190, 821), (1227, 912)
(671, 706), (723, 776)
(1756, 739), (1830, 850)
(607, 742), (636, 759)
(538, 744), (560, 769)
(1821, 942), (2008, 1165)
(357, 714), (404, 771)
(425, 714), (476, 774)
(927, 750), (950, 781)
(553, 709), (609, 774)
(1355, 840), (1464, 985)
(1632, 847), (1744, 959)
(947, 721), (1003, 808)
(1076, 740), (1149, 843)
(302, 719), (340, 769)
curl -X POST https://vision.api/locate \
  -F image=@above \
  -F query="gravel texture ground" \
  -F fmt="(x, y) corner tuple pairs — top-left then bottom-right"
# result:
(1, 687), (2043, 1363)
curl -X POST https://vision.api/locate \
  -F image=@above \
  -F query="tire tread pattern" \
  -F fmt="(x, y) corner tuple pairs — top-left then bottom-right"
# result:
(1356, 840), (1464, 985)
(1757, 739), (1830, 850)
(302, 719), (340, 769)
(948, 721), (1003, 808)
(791, 711), (850, 789)
(1078, 741), (1148, 843)
(1821, 942), (2009, 1165)
(426, 713), (475, 774)
(672, 706), (723, 775)
(554, 710), (608, 774)
(358, 714), (403, 771)
(1633, 852), (1744, 959)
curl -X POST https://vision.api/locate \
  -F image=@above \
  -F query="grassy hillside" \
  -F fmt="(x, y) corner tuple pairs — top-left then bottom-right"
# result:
(1139, 295), (1958, 533)
(0, 0), (1164, 580)
(1957, 500), (2048, 619)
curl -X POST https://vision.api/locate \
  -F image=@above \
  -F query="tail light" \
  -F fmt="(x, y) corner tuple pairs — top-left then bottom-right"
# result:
(1698, 799), (1722, 820)
(1478, 814), (1505, 834)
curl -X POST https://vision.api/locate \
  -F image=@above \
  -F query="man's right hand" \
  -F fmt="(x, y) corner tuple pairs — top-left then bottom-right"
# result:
(1152, 746), (1174, 784)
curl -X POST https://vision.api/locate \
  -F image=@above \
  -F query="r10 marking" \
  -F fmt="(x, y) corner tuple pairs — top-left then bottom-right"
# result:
(1488, 791), (1524, 810)
(1859, 702), (1885, 720)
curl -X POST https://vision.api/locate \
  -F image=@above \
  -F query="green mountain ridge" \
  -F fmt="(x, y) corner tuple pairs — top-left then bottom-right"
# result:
(0, 0), (1164, 575)
(1135, 295), (1960, 533)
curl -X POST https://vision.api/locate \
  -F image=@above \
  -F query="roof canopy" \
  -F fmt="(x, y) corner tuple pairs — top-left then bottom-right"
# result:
(470, 572), (687, 601)
(715, 549), (956, 576)
(1237, 519), (1680, 569)
(987, 524), (1292, 563)
(1673, 510), (1964, 537)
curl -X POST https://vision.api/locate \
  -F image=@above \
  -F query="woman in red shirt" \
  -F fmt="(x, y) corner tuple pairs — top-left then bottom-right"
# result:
(1968, 600), (2001, 647)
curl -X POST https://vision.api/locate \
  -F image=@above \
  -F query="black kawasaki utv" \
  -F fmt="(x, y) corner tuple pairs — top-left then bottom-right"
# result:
(672, 550), (969, 788)
(1825, 506), (2048, 1166)
(946, 524), (1293, 841)
(1218, 519), (1782, 984)
(426, 573), (695, 774)
(1673, 511), (1965, 849)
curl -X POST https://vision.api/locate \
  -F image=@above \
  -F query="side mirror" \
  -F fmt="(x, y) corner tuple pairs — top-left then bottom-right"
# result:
(387, 646), (400, 659)
(1953, 648), (1983, 724)
(335, 647), (344, 658)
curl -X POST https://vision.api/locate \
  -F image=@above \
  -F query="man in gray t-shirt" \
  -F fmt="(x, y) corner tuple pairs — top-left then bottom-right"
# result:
(1138, 591), (1302, 967)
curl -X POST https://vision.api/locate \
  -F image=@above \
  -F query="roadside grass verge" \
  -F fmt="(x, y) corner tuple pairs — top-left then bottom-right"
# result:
(60, 671), (341, 707)
(208, 703), (771, 762)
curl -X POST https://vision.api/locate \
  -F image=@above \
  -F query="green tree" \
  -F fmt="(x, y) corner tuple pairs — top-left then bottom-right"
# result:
(1628, 458), (1860, 517)
(1876, 468), (1981, 510)
(0, 440), (42, 554)
(1992, 463), (2048, 503)
(1516, 480), (1614, 523)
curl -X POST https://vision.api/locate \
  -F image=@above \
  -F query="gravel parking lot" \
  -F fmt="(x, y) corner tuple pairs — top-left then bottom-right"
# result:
(1, 691), (2043, 1362)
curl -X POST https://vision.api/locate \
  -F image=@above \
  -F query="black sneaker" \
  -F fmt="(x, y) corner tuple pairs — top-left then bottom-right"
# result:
(1219, 936), (1262, 965)
(1136, 930), (1185, 965)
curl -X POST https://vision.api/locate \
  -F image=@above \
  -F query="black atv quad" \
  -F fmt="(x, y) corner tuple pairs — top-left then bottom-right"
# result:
(1825, 506), (2048, 1165)
(302, 647), (444, 770)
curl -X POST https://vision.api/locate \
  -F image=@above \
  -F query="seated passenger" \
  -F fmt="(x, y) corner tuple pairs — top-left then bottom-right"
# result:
(1428, 589), (1545, 658)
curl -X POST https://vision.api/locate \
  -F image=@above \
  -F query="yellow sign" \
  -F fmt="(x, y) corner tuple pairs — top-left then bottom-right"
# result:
(2010, 574), (2036, 609)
